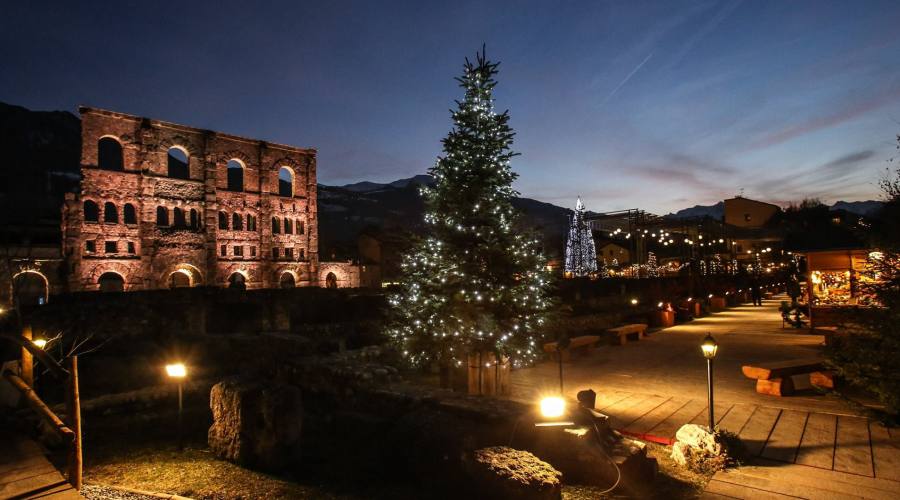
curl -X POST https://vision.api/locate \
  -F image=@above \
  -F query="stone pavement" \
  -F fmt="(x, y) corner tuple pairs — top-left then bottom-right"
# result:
(0, 431), (81, 499)
(509, 296), (900, 498)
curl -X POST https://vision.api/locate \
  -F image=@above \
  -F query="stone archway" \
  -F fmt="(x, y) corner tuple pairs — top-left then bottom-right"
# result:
(325, 272), (337, 289)
(98, 272), (125, 292)
(279, 272), (296, 289)
(168, 270), (192, 288)
(13, 271), (49, 306)
(228, 272), (247, 290)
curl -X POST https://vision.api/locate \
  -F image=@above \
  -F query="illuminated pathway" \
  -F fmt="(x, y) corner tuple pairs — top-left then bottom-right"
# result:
(510, 297), (900, 498)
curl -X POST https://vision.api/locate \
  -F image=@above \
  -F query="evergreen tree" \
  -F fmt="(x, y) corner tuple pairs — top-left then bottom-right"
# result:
(388, 49), (551, 370)
(564, 197), (598, 277)
(646, 251), (659, 278)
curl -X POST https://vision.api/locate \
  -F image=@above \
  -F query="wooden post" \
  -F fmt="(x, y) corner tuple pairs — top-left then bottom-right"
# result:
(65, 356), (82, 490)
(21, 325), (34, 387)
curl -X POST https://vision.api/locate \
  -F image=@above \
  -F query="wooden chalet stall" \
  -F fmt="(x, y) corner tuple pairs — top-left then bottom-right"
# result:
(801, 248), (875, 328)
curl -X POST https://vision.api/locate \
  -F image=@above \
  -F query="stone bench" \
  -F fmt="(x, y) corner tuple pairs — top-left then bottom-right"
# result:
(741, 358), (826, 396)
(543, 335), (601, 362)
(607, 323), (649, 346)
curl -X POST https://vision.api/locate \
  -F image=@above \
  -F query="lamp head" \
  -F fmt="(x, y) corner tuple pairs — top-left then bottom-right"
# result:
(33, 338), (47, 349)
(700, 333), (718, 359)
(630, 298), (638, 305)
(539, 397), (566, 419)
(165, 363), (187, 378)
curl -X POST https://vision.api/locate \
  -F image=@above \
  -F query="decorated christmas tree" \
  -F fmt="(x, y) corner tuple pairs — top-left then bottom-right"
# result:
(564, 197), (598, 277)
(646, 251), (659, 278)
(388, 49), (551, 370)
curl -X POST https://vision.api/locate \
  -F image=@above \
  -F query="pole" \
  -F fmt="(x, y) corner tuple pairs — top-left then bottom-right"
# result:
(66, 356), (82, 490)
(177, 382), (184, 451)
(558, 353), (564, 395)
(707, 358), (715, 431)
(21, 326), (33, 388)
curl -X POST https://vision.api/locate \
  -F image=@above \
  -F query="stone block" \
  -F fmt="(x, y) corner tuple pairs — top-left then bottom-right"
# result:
(467, 446), (561, 500)
(208, 377), (302, 471)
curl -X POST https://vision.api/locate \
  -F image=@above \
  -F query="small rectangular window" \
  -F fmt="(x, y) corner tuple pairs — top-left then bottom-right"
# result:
(234, 245), (243, 256)
(220, 245), (227, 257)
(105, 241), (117, 253)
(285, 247), (294, 259)
(86, 240), (96, 253)
(272, 247), (279, 260)
(127, 242), (136, 254)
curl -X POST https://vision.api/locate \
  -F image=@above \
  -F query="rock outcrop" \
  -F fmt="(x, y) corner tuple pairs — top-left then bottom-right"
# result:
(467, 447), (562, 500)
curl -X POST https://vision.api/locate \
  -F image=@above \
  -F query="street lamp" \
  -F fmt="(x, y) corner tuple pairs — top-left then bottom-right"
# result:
(700, 334), (718, 431)
(165, 363), (187, 450)
(33, 338), (47, 349)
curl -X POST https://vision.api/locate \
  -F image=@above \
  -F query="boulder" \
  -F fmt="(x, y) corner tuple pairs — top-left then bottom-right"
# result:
(467, 446), (562, 500)
(675, 424), (721, 456)
(208, 377), (302, 471)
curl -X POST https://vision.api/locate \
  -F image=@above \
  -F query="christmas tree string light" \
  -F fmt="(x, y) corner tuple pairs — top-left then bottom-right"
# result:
(564, 197), (598, 277)
(387, 48), (551, 370)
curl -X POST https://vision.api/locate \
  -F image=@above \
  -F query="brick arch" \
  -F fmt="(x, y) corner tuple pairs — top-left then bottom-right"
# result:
(158, 136), (200, 158)
(219, 150), (253, 167)
(318, 264), (349, 288)
(87, 262), (137, 290)
(157, 262), (205, 288)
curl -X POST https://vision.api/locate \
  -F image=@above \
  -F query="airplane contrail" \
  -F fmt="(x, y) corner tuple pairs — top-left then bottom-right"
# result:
(600, 51), (654, 107)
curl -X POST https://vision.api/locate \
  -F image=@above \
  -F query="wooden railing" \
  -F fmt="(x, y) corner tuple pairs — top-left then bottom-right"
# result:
(1, 326), (82, 490)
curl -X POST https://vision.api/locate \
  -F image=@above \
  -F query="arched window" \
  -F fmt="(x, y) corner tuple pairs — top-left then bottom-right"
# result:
(219, 212), (229, 230)
(272, 217), (281, 234)
(103, 202), (118, 223)
(232, 213), (243, 231)
(189, 209), (199, 229)
(325, 272), (338, 289)
(228, 272), (246, 290)
(227, 159), (244, 192)
(278, 167), (294, 197)
(14, 272), (48, 306)
(169, 271), (191, 289)
(284, 218), (293, 234)
(98, 137), (123, 171)
(173, 207), (186, 227)
(98, 272), (125, 292)
(167, 147), (190, 179)
(156, 206), (169, 226)
(280, 272), (296, 289)
(124, 204), (137, 225)
(83, 200), (99, 222)
(247, 215), (256, 232)
(297, 219), (304, 234)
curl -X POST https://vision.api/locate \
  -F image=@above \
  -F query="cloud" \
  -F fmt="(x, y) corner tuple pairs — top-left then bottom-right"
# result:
(749, 149), (877, 198)
(750, 87), (900, 150)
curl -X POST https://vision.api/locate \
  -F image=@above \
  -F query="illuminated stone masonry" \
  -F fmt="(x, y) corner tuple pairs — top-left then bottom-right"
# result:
(62, 107), (358, 292)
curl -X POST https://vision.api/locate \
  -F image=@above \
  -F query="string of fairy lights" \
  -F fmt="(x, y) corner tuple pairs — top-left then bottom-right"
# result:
(388, 53), (551, 369)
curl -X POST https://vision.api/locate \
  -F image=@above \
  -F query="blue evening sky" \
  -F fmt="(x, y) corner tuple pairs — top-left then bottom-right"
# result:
(3, 1), (899, 213)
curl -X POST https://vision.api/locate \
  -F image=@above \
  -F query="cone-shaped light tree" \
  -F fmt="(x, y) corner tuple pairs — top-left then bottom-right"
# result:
(564, 197), (598, 277)
(388, 49), (551, 370)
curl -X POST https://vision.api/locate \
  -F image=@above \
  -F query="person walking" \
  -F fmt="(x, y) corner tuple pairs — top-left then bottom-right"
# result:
(751, 279), (762, 306)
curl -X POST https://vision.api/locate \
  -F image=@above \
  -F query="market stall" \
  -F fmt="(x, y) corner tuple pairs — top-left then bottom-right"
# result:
(802, 248), (876, 327)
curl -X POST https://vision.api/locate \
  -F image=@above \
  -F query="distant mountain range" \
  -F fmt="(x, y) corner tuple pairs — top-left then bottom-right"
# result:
(666, 199), (883, 220)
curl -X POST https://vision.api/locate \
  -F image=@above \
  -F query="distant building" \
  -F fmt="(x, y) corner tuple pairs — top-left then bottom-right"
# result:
(596, 241), (631, 265)
(724, 196), (780, 228)
(56, 107), (361, 294)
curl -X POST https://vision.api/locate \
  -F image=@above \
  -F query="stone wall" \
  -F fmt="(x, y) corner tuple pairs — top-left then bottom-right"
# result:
(61, 107), (327, 292)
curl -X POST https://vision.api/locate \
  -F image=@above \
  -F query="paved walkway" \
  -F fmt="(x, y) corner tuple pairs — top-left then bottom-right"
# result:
(509, 296), (900, 498)
(0, 431), (81, 499)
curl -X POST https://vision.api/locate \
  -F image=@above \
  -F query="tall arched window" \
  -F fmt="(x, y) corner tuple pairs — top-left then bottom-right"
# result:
(284, 218), (293, 234)
(103, 202), (118, 223)
(173, 207), (186, 227)
(167, 147), (190, 179)
(227, 159), (244, 192)
(98, 137), (123, 171)
(272, 217), (281, 234)
(156, 206), (169, 226)
(189, 208), (199, 229)
(218, 211), (228, 230)
(278, 167), (294, 197)
(232, 213), (243, 231)
(247, 214), (256, 232)
(83, 200), (99, 222)
(124, 204), (137, 225)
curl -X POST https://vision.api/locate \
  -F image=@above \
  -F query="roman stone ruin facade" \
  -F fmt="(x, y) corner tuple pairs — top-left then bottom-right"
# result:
(61, 107), (358, 292)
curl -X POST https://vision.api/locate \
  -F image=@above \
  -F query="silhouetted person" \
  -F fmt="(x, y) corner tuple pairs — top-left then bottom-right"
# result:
(751, 279), (762, 306)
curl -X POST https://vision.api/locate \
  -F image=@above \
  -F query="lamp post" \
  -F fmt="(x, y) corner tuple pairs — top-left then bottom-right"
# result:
(700, 334), (718, 431)
(165, 363), (187, 450)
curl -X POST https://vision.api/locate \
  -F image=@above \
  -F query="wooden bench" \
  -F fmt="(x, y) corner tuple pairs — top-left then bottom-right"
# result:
(607, 323), (649, 346)
(742, 358), (826, 396)
(543, 335), (601, 362)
